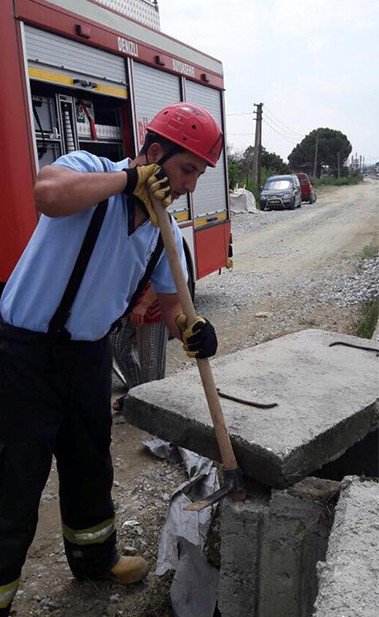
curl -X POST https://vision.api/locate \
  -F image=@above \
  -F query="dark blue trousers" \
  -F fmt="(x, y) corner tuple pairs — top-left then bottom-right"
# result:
(0, 322), (118, 614)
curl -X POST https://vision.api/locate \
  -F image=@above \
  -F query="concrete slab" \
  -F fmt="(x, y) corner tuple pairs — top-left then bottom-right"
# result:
(125, 329), (379, 487)
(314, 476), (379, 617)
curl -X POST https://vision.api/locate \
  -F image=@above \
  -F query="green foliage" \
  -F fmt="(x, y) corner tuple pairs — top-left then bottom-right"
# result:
(228, 157), (240, 190)
(313, 176), (360, 186)
(239, 146), (254, 177)
(227, 146), (289, 193)
(359, 242), (378, 264)
(261, 149), (290, 174)
(355, 299), (379, 339)
(288, 128), (352, 176)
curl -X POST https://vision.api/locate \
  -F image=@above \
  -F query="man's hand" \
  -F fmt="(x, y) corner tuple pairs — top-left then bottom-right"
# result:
(123, 164), (172, 226)
(176, 315), (218, 358)
(130, 304), (147, 326)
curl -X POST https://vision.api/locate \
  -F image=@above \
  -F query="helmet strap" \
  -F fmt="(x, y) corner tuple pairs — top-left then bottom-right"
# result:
(157, 144), (185, 167)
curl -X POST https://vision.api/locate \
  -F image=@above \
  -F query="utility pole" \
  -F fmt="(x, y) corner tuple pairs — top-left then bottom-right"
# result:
(313, 134), (319, 178)
(337, 152), (340, 179)
(252, 103), (263, 187)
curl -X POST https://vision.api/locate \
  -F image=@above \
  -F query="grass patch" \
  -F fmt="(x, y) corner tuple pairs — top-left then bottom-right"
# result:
(313, 177), (360, 187)
(355, 299), (379, 339)
(360, 241), (378, 263)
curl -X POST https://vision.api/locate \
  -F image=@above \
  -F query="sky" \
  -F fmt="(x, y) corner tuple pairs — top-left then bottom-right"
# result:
(158, 0), (379, 164)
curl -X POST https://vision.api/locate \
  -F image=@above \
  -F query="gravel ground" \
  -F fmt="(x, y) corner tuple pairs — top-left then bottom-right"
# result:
(168, 184), (378, 370)
(319, 256), (379, 306)
(11, 181), (379, 617)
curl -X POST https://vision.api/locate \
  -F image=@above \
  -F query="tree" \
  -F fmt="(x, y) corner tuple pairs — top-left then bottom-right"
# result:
(261, 148), (289, 174)
(288, 128), (352, 176)
(239, 146), (254, 177)
(227, 145), (289, 189)
(227, 154), (241, 189)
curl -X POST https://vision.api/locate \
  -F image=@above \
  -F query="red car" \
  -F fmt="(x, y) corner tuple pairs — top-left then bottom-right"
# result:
(296, 173), (317, 203)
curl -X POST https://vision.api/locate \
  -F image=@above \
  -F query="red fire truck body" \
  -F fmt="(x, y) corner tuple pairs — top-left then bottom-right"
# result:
(0, 0), (232, 295)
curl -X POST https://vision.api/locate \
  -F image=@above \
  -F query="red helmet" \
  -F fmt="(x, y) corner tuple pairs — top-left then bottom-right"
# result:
(146, 102), (223, 167)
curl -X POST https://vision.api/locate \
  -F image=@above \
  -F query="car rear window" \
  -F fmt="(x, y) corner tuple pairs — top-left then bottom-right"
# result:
(265, 180), (292, 190)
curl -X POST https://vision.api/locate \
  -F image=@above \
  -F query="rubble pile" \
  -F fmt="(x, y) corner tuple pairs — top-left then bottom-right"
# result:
(319, 256), (378, 306)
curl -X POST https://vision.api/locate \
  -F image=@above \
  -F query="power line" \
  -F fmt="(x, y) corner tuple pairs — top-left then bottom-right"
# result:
(262, 118), (300, 144)
(264, 113), (303, 139)
(262, 114), (303, 141)
(265, 106), (304, 138)
(228, 118), (302, 142)
(227, 106), (304, 139)
(226, 112), (252, 116)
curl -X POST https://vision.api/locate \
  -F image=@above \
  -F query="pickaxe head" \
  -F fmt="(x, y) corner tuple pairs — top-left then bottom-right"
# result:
(183, 466), (246, 512)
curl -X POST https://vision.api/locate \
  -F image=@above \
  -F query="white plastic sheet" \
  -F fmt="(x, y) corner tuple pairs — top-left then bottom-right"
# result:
(143, 438), (220, 617)
(229, 187), (257, 213)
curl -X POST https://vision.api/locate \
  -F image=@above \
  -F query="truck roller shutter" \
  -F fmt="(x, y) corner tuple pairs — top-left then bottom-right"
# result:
(132, 62), (188, 214)
(24, 26), (127, 98)
(185, 81), (228, 224)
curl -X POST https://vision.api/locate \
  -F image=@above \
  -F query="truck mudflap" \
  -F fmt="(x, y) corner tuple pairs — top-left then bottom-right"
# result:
(194, 220), (231, 279)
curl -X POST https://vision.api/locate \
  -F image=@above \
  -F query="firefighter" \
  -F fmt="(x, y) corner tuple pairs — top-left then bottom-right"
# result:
(0, 102), (223, 615)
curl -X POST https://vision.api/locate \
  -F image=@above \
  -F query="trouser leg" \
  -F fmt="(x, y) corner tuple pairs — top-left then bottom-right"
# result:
(0, 441), (53, 615)
(0, 332), (63, 614)
(110, 321), (140, 390)
(137, 320), (168, 383)
(55, 338), (119, 579)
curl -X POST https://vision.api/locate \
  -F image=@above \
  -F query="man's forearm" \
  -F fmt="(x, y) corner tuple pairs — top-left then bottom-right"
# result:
(157, 293), (182, 340)
(34, 166), (127, 217)
(162, 313), (182, 340)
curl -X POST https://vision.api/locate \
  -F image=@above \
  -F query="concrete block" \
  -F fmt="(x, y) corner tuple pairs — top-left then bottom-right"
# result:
(218, 491), (270, 617)
(125, 329), (379, 487)
(314, 476), (379, 617)
(259, 478), (337, 617)
(219, 478), (338, 617)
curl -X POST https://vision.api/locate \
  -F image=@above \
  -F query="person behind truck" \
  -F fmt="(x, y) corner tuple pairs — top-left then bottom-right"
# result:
(0, 102), (223, 615)
(111, 282), (168, 412)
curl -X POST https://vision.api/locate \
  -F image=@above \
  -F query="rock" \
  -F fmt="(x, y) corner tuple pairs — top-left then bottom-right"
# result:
(123, 545), (138, 555)
(121, 520), (139, 528)
(41, 492), (56, 503)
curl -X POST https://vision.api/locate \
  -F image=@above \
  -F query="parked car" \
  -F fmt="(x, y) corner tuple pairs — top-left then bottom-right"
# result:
(260, 174), (302, 210)
(296, 173), (317, 203)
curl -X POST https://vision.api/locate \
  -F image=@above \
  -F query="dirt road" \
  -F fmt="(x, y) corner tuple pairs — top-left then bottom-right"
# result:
(12, 180), (378, 616)
(237, 183), (377, 275)
(166, 179), (378, 371)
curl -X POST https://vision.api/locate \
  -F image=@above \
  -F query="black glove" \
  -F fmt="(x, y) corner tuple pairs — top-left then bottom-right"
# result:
(176, 315), (218, 359)
(123, 164), (171, 226)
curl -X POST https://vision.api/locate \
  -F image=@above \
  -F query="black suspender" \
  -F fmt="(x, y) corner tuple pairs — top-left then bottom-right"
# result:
(47, 159), (164, 342)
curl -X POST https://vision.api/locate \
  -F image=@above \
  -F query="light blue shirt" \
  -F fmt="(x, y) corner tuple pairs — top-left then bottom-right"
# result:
(0, 151), (187, 340)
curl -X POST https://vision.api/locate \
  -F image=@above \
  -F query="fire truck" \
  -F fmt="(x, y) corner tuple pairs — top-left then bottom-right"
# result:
(0, 0), (232, 296)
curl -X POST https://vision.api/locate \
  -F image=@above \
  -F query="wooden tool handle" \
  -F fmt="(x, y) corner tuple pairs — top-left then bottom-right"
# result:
(154, 201), (238, 471)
